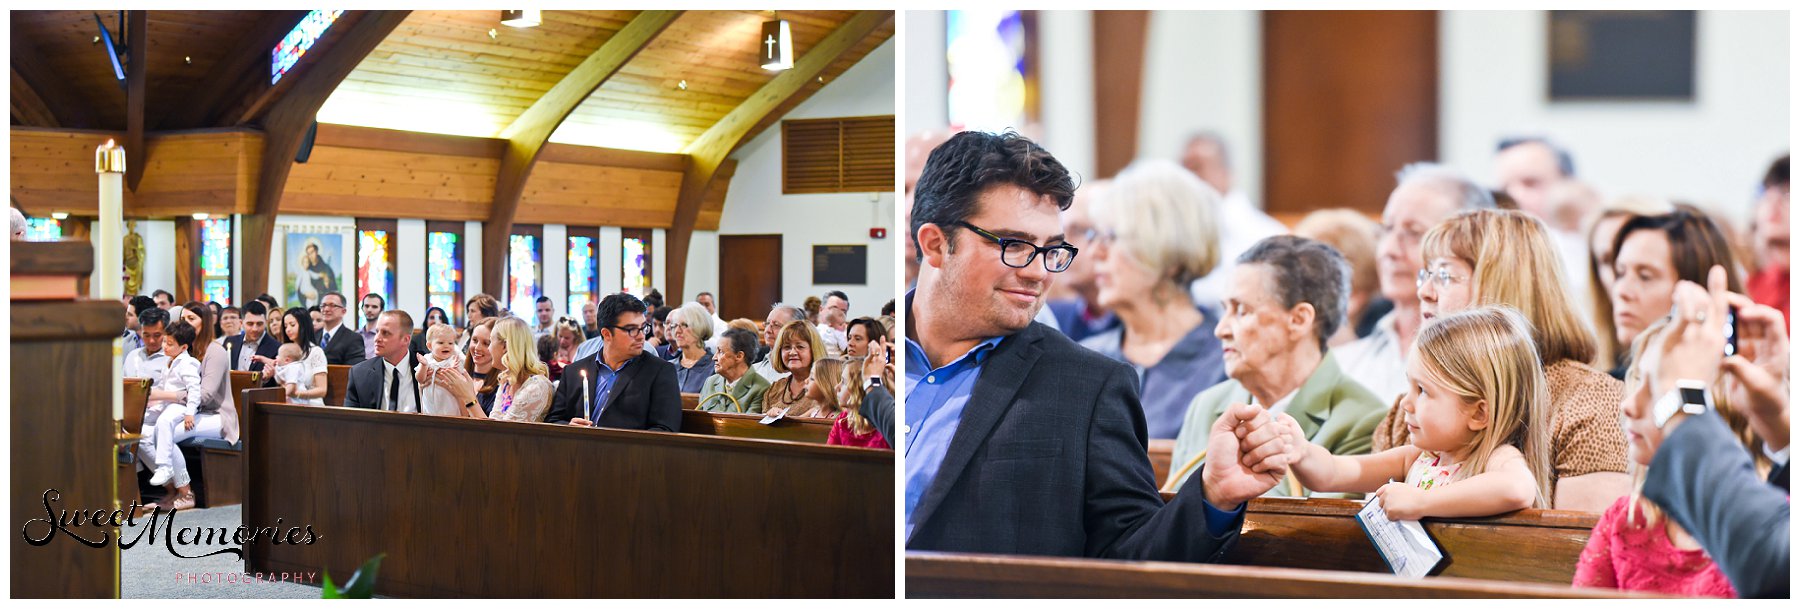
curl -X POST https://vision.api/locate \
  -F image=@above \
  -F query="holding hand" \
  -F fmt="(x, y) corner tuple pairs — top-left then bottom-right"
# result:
(1374, 482), (1427, 521)
(1720, 294), (1790, 451)
(1202, 403), (1288, 510)
(569, 417), (594, 427)
(1652, 265), (1732, 396)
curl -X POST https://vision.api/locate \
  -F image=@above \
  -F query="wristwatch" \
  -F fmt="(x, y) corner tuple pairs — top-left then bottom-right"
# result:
(1653, 379), (1711, 428)
(863, 376), (883, 391)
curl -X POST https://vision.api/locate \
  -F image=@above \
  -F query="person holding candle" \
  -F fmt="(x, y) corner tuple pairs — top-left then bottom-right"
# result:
(544, 293), (682, 432)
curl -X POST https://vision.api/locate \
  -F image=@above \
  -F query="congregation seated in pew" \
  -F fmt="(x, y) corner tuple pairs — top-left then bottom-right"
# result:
(763, 319), (828, 416)
(545, 293), (682, 432)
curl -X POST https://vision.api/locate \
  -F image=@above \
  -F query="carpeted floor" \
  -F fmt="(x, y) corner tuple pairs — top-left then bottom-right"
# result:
(121, 504), (326, 599)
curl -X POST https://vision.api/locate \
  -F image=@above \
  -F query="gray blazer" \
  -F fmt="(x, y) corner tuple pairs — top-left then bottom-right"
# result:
(1643, 410), (1789, 598)
(905, 321), (1238, 562)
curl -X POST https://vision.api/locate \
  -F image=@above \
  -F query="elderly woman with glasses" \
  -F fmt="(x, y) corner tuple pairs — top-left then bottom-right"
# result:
(1075, 160), (1230, 439)
(665, 302), (715, 393)
(1373, 209), (1631, 512)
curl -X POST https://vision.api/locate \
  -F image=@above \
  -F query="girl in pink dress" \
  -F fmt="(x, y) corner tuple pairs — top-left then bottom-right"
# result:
(826, 356), (890, 449)
(1572, 320), (1764, 597)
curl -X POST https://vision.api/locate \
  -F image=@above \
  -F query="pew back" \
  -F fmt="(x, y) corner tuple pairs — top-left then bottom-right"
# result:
(1227, 497), (1598, 584)
(323, 365), (350, 406)
(905, 551), (1651, 598)
(122, 377), (151, 435)
(679, 410), (835, 444)
(228, 370), (262, 409)
(245, 401), (894, 597)
(680, 392), (700, 410)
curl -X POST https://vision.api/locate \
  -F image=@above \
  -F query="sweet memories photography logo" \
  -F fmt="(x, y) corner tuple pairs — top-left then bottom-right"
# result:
(20, 488), (321, 560)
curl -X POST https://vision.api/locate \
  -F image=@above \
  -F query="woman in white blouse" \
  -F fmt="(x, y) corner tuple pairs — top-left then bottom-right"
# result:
(252, 308), (328, 403)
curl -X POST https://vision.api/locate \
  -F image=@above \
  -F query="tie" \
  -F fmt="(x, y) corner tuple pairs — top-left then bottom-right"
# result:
(388, 368), (400, 411)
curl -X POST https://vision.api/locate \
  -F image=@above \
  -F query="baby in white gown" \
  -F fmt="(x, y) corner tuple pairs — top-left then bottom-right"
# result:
(415, 323), (466, 416)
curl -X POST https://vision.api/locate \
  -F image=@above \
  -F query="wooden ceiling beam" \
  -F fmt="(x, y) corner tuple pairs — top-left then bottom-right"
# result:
(664, 10), (891, 304)
(480, 9), (681, 295)
(124, 10), (148, 192)
(9, 24), (98, 129)
(10, 70), (59, 127)
(239, 10), (410, 306)
(155, 11), (309, 131)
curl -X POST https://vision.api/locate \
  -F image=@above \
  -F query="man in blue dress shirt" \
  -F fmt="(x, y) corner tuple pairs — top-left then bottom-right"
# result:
(903, 131), (1289, 562)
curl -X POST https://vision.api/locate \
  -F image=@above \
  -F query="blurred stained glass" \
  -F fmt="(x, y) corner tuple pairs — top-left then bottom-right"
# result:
(623, 237), (648, 296)
(568, 236), (596, 317)
(358, 230), (394, 320)
(428, 231), (462, 323)
(947, 10), (1030, 133)
(25, 218), (61, 241)
(199, 218), (232, 304)
(508, 234), (540, 319)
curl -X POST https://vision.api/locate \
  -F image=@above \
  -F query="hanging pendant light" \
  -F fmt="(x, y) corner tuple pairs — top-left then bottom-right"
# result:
(760, 18), (792, 71)
(501, 10), (541, 28)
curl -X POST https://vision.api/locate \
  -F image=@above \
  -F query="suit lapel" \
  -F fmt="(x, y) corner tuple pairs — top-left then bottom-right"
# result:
(909, 326), (1044, 539)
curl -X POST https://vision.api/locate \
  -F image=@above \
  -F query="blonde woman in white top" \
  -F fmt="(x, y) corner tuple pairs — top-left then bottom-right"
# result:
(473, 317), (554, 423)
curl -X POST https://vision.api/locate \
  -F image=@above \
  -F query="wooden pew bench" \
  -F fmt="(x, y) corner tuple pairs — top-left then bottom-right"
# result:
(680, 392), (700, 409)
(323, 364), (351, 406)
(679, 410), (837, 444)
(1147, 439), (1174, 487)
(243, 400), (894, 597)
(906, 551), (1652, 598)
(117, 378), (152, 507)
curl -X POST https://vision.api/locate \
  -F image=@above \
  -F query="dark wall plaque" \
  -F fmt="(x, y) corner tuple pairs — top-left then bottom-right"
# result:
(812, 245), (867, 285)
(1549, 11), (1696, 101)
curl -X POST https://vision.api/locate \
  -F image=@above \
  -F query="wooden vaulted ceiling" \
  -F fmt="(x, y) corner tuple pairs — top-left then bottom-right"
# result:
(321, 10), (894, 153)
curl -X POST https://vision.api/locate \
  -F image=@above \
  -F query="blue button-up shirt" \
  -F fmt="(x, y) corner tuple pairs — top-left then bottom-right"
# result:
(903, 334), (1004, 539)
(583, 356), (631, 422)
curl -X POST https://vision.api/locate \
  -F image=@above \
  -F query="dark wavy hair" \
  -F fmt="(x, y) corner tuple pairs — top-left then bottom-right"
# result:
(910, 131), (1077, 260)
(1611, 206), (1744, 294)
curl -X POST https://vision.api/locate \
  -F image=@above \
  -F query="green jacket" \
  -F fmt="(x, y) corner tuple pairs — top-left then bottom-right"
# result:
(696, 369), (771, 414)
(1164, 352), (1387, 495)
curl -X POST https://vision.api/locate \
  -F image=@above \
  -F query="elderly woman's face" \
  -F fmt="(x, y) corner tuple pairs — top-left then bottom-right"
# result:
(1417, 256), (1475, 323)
(781, 332), (814, 372)
(1090, 230), (1161, 310)
(1214, 263), (1301, 379)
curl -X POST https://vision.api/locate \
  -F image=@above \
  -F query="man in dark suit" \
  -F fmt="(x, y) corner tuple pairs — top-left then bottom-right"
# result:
(1636, 267), (1788, 598)
(316, 291), (367, 366)
(225, 301), (281, 372)
(344, 310), (422, 412)
(903, 132), (1286, 562)
(546, 293), (681, 432)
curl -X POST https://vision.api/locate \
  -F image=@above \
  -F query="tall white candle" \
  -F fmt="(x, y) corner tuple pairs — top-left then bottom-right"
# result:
(98, 140), (125, 422)
(581, 369), (591, 420)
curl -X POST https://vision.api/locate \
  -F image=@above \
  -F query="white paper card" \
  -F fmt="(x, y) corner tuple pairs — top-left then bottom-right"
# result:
(1356, 495), (1445, 579)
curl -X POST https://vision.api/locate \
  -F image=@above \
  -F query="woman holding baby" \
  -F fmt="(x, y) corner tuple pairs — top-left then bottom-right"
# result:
(424, 317), (552, 422)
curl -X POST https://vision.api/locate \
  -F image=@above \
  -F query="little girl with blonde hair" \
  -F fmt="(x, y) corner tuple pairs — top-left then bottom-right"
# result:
(1277, 306), (1553, 518)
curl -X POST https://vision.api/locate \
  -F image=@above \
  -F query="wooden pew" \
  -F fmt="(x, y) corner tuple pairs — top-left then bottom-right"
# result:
(1227, 497), (1598, 584)
(244, 401), (893, 597)
(228, 370), (263, 405)
(680, 392), (700, 409)
(906, 551), (1652, 598)
(679, 410), (837, 444)
(323, 364), (351, 406)
(1147, 439), (1174, 487)
(118, 378), (152, 509)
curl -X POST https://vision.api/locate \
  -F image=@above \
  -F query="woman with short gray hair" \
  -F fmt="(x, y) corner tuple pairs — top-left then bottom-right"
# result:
(667, 302), (715, 393)
(1163, 235), (1388, 493)
(1077, 160), (1228, 439)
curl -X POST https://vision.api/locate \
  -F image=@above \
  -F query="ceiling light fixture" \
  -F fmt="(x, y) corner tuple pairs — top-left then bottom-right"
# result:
(51, 212), (69, 220)
(501, 10), (541, 28)
(760, 18), (792, 71)
(677, 80), (687, 90)
(192, 213), (209, 220)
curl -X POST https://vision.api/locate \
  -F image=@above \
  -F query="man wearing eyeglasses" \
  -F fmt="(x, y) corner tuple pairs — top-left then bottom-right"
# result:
(545, 292), (681, 432)
(903, 131), (1288, 562)
(317, 291), (367, 366)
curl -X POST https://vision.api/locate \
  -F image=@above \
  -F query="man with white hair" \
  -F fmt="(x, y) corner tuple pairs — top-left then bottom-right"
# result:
(1335, 162), (1496, 402)
(10, 207), (27, 240)
(1179, 132), (1290, 310)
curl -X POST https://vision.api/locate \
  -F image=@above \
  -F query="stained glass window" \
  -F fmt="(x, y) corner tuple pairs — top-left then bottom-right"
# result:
(24, 218), (61, 241)
(507, 234), (541, 320)
(622, 236), (649, 297)
(427, 229), (462, 324)
(567, 235), (597, 319)
(199, 218), (232, 304)
(357, 228), (395, 323)
(946, 10), (1034, 133)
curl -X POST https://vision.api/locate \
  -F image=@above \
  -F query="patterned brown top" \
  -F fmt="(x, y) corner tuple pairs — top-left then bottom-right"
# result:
(1371, 358), (1628, 484)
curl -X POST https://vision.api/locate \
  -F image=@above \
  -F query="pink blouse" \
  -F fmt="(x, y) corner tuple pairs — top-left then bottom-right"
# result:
(826, 411), (889, 449)
(1573, 495), (1735, 598)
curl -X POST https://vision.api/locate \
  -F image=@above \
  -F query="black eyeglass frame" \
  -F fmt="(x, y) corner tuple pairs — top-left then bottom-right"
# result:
(953, 221), (1079, 273)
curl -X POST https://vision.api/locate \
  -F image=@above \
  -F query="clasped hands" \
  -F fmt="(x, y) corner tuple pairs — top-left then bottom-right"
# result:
(1200, 402), (1295, 510)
